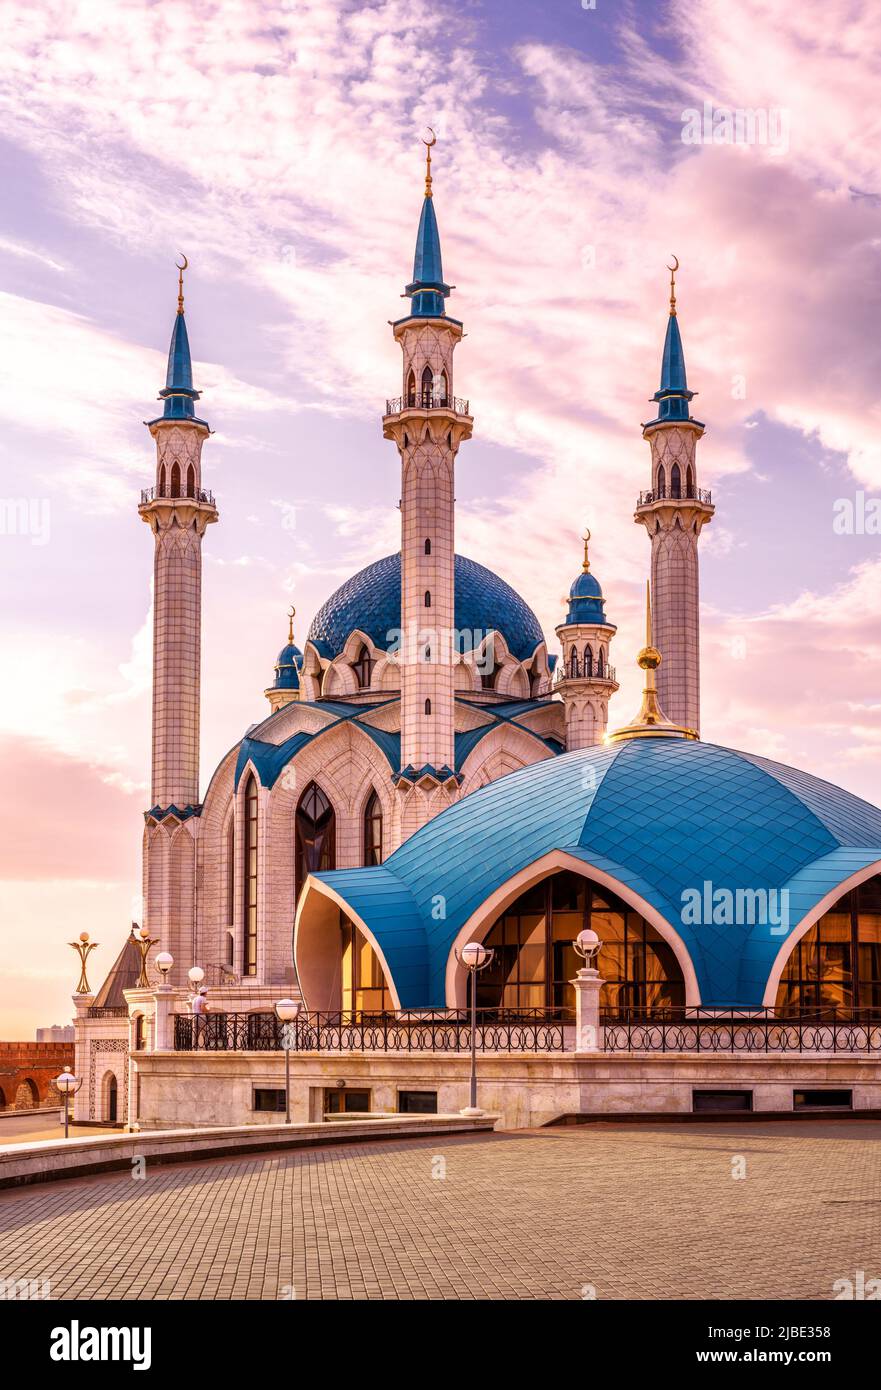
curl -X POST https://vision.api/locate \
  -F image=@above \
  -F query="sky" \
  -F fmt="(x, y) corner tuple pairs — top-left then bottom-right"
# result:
(1, 0), (880, 1036)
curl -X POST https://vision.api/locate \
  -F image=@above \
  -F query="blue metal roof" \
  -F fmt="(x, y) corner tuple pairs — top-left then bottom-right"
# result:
(236, 696), (561, 789)
(563, 569), (614, 627)
(644, 311), (701, 429)
(273, 642), (302, 691)
(148, 310), (209, 428)
(307, 552), (546, 661)
(402, 192), (451, 319)
(304, 739), (881, 1008)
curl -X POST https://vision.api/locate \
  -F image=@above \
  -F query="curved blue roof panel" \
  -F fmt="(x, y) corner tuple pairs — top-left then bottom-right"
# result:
(307, 552), (546, 661)
(301, 739), (881, 1008)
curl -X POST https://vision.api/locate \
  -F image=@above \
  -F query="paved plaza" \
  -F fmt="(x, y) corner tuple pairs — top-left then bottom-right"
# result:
(0, 1121), (879, 1300)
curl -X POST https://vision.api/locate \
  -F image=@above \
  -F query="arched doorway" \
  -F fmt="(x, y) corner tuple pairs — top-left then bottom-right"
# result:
(775, 874), (881, 1014)
(0, 1086), (6, 1110)
(104, 1072), (118, 1123)
(475, 870), (686, 1017)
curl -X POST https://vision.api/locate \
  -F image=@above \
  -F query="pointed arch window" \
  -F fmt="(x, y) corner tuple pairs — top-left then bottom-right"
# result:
(656, 464), (666, 498)
(424, 538), (431, 554)
(424, 590), (431, 608)
(406, 369), (416, 408)
(295, 782), (335, 901)
(226, 813), (235, 929)
(186, 463), (195, 497)
(243, 776), (258, 977)
(597, 648), (605, 677)
(159, 464), (167, 497)
(353, 643), (375, 689)
(584, 645), (593, 677)
(424, 698), (432, 715)
(569, 648), (579, 679)
(170, 462), (181, 498)
(686, 464), (695, 499)
(363, 790), (383, 866)
(438, 369), (449, 406)
(671, 462), (682, 499)
(421, 365), (434, 408)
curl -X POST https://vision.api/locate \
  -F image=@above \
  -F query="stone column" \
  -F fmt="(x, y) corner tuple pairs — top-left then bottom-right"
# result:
(151, 986), (175, 1051)
(570, 969), (605, 1054)
(71, 993), (93, 1122)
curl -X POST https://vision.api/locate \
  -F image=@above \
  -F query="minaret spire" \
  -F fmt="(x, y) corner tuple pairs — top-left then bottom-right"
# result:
(383, 135), (472, 836)
(555, 527), (618, 748)
(634, 261), (713, 734)
(138, 261), (218, 983)
(177, 252), (187, 315)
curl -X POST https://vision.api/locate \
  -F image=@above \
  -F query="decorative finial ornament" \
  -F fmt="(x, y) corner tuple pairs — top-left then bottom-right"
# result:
(68, 932), (99, 995)
(667, 254), (679, 317)
(134, 926), (158, 989)
(287, 605), (296, 644)
(176, 253), (188, 316)
(605, 578), (698, 742)
(422, 127), (436, 198)
(582, 528), (591, 573)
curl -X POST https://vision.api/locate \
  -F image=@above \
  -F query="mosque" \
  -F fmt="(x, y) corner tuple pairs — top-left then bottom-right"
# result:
(72, 142), (881, 1130)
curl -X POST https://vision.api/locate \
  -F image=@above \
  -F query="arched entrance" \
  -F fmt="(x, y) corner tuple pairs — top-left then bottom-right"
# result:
(775, 873), (881, 1013)
(104, 1072), (119, 1123)
(475, 869), (686, 1017)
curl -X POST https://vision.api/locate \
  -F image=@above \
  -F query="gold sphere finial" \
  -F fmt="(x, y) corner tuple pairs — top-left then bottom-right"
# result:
(667, 254), (679, 317)
(422, 127), (436, 198)
(176, 253), (188, 315)
(79, 931), (89, 943)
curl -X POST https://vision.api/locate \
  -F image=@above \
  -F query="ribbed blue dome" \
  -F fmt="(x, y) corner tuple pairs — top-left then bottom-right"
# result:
(302, 739), (881, 1008)
(273, 642), (302, 691)
(564, 569), (612, 626)
(307, 553), (545, 661)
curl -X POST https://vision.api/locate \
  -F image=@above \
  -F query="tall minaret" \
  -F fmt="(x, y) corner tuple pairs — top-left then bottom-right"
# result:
(634, 259), (713, 735)
(555, 530), (619, 747)
(382, 134), (472, 808)
(139, 258), (217, 813)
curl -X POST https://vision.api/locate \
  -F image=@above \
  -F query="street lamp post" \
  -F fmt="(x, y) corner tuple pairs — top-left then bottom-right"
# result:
(54, 1066), (83, 1139)
(572, 928), (605, 1054)
(275, 998), (301, 1124)
(455, 942), (495, 1117)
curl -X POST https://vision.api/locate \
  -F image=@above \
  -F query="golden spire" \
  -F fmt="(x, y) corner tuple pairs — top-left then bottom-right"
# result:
(667, 254), (679, 317)
(422, 128), (436, 198)
(582, 528), (591, 573)
(176, 253), (188, 316)
(605, 580), (698, 743)
(287, 605), (296, 645)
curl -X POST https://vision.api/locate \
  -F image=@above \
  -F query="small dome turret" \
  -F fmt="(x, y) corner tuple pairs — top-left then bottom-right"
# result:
(564, 530), (611, 625)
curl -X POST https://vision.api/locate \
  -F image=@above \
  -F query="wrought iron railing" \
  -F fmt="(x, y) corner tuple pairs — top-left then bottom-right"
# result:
(556, 662), (617, 683)
(601, 1007), (881, 1054)
(637, 486), (712, 506)
(385, 394), (470, 416)
(140, 486), (215, 505)
(173, 1008), (566, 1054)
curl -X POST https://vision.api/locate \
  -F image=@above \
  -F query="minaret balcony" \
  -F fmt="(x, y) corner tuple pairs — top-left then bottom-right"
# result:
(637, 486), (712, 507)
(141, 485), (215, 506)
(384, 394), (471, 418)
(556, 663), (617, 686)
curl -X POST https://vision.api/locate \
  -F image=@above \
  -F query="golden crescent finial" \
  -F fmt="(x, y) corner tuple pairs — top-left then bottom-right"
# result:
(667, 254), (679, 317)
(582, 528), (591, 572)
(176, 253), (188, 315)
(287, 605), (296, 644)
(422, 127), (436, 198)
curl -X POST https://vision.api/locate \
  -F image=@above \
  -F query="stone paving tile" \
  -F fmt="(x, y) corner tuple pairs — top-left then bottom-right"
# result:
(0, 1121), (879, 1300)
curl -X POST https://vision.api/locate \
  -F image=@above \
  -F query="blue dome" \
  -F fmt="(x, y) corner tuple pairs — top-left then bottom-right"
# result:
(307, 553), (545, 661)
(564, 569), (612, 626)
(302, 738), (881, 1009)
(273, 642), (302, 691)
